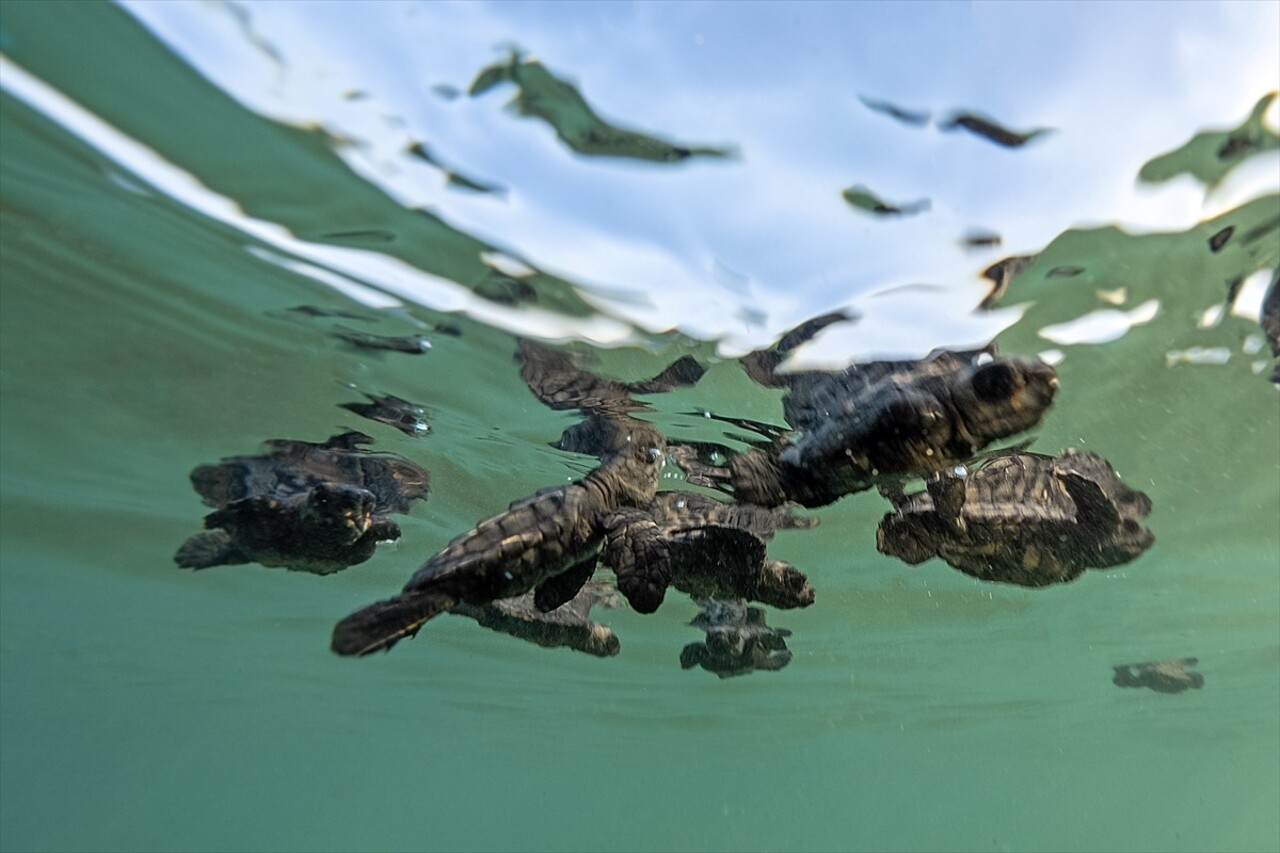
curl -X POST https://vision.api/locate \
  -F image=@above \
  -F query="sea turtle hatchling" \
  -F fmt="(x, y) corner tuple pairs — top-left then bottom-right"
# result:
(1112, 658), (1204, 694)
(680, 349), (1058, 509)
(186, 431), (430, 516)
(331, 421), (669, 656)
(638, 491), (817, 609)
(876, 448), (1154, 586)
(176, 432), (430, 574)
(680, 598), (794, 678)
(449, 578), (622, 657)
(175, 483), (401, 575)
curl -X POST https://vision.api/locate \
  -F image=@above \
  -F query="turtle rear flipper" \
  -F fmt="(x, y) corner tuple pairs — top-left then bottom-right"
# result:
(364, 517), (402, 542)
(331, 590), (457, 656)
(1058, 472), (1121, 534)
(625, 355), (706, 395)
(533, 554), (599, 613)
(753, 648), (793, 673)
(680, 642), (708, 670)
(174, 530), (248, 569)
(925, 470), (968, 534)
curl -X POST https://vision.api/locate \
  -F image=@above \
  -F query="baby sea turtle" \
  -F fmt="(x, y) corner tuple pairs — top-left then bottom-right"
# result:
(1113, 658), (1203, 694)
(450, 578), (622, 657)
(338, 392), (431, 437)
(680, 598), (793, 678)
(176, 432), (430, 574)
(187, 431), (430, 516)
(642, 491), (816, 609)
(175, 483), (401, 575)
(876, 448), (1154, 586)
(722, 350), (1058, 508)
(331, 422), (668, 656)
(333, 325), (432, 355)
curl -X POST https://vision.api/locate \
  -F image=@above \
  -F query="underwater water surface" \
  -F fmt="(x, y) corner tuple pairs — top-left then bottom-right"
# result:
(1, 2), (1278, 852)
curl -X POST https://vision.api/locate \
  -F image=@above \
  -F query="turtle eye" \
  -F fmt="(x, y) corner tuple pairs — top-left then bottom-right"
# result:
(971, 362), (1020, 402)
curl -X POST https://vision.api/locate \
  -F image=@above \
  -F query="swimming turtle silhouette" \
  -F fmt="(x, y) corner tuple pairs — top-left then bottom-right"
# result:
(876, 448), (1153, 586)
(681, 313), (1058, 508)
(331, 420), (668, 656)
(176, 432), (429, 574)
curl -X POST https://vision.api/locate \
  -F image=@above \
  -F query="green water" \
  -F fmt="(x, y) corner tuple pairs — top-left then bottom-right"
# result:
(1, 4), (1278, 852)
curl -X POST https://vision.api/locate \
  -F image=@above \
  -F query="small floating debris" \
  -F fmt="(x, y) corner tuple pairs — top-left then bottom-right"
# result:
(1096, 287), (1127, 306)
(339, 392), (431, 437)
(1209, 225), (1235, 252)
(1046, 265), (1084, 278)
(285, 305), (377, 321)
(961, 229), (1002, 249)
(1113, 658), (1204, 694)
(857, 94), (931, 127)
(405, 141), (505, 195)
(431, 83), (462, 101)
(841, 184), (930, 217)
(1165, 346), (1231, 368)
(321, 229), (397, 243)
(937, 111), (1053, 148)
(332, 325), (432, 355)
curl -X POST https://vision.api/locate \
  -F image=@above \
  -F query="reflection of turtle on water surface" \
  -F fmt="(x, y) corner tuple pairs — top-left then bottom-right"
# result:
(1113, 658), (1203, 694)
(517, 337), (705, 416)
(876, 448), (1153, 586)
(451, 578), (622, 657)
(176, 432), (430, 574)
(331, 421), (669, 657)
(681, 599), (793, 678)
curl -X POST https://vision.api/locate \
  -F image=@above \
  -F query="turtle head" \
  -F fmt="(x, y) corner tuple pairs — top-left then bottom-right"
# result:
(876, 510), (945, 564)
(952, 357), (1058, 447)
(599, 421), (665, 505)
(303, 483), (377, 543)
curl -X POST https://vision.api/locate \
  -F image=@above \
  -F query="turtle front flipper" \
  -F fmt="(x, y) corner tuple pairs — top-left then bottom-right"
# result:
(533, 554), (600, 613)
(364, 517), (402, 543)
(331, 590), (458, 656)
(926, 469), (968, 535)
(625, 354), (706, 395)
(174, 530), (249, 569)
(203, 495), (276, 530)
(603, 508), (671, 614)
(752, 647), (793, 673)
